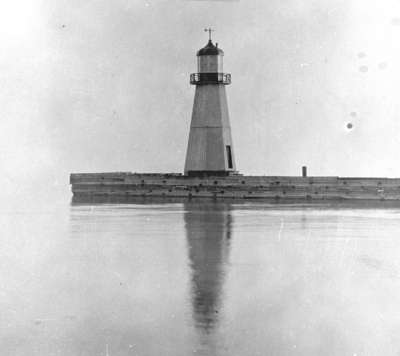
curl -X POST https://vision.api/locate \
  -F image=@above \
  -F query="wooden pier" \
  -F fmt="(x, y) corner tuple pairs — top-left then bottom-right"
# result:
(70, 173), (400, 201)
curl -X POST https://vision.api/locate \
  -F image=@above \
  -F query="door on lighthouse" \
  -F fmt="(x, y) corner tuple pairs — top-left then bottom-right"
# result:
(226, 145), (233, 169)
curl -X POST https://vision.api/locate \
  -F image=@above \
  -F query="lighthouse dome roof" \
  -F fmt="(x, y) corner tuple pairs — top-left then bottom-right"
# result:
(197, 40), (224, 56)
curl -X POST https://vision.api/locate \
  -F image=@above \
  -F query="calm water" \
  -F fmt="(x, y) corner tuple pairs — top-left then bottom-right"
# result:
(2, 198), (400, 355)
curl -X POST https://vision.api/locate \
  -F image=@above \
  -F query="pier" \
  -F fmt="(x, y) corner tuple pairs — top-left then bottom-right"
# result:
(70, 173), (400, 201)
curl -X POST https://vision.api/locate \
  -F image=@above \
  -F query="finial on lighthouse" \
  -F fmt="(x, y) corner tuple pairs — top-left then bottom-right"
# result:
(204, 27), (214, 42)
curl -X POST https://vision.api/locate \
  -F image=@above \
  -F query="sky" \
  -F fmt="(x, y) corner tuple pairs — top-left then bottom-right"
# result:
(2, 0), (400, 201)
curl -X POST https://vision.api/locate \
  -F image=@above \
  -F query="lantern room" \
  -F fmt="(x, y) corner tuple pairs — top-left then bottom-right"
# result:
(197, 40), (224, 73)
(190, 38), (231, 86)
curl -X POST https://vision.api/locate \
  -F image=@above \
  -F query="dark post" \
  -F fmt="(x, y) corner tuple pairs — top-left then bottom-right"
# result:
(302, 166), (307, 177)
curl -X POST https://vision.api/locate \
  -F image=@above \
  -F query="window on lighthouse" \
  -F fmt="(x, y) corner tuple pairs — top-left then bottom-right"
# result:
(198, 55), (223, 73)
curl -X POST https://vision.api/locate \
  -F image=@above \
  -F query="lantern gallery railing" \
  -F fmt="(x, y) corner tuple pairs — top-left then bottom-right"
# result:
(190, 73), (231, 85)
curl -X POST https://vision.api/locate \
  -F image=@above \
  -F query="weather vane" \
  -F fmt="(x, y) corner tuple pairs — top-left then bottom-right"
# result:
(204, 28), (214, 41)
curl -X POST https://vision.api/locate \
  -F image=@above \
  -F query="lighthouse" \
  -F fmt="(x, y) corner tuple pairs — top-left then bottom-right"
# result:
(184, 29), (236, 177)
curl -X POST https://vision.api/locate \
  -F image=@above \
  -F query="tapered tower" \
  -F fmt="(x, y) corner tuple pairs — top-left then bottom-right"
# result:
(184, 29), (236, 177)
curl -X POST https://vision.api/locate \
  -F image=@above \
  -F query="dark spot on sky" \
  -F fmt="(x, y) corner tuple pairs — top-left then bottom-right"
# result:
(357, 52), (366, 59)
(359, 65), (368, 73)
(392, 18), (400, 26)
(346, 123), (353, 130)
(62, 24), (66, 28)
(379, 62), (387, 70)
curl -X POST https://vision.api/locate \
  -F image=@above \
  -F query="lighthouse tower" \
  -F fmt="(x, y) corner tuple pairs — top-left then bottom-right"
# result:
(184, 29), (236, 177)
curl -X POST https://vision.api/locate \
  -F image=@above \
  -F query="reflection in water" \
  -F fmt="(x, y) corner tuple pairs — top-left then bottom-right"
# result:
(184, 203), (232, 334)
(5, 195), (400, 355)
(66, 197), (400, 355)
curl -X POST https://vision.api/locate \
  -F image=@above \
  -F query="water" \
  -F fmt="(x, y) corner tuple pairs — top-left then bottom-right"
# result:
(2, 199), (400, 355)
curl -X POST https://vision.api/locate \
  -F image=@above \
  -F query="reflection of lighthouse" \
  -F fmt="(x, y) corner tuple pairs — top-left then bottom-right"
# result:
(184, 29), (236, 176)
(184, 202), (232, 332)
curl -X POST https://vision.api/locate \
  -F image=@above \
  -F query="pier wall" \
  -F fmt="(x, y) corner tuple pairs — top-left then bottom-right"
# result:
(70, 173), (400, 200)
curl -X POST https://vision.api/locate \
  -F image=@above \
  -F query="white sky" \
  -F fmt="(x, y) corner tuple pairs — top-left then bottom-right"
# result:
(2, 0), (400, 200)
